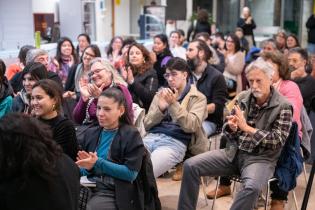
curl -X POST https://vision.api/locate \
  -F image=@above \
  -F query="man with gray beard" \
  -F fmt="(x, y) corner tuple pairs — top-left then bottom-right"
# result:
(178, 59), (293, 210)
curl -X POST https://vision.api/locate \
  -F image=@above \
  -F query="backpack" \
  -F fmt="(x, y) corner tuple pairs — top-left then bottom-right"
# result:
(275, 122), (304, 191)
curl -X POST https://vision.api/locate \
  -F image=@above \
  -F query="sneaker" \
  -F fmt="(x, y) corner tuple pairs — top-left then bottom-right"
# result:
(206, 185), (231, 199)
(270, 199), (285, 210)
(172, 163), (183, 181)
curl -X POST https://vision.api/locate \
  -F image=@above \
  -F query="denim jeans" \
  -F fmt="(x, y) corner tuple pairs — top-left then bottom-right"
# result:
(202, 120), (217, 137)
(143, 133), (187, 178)
(178, 149), (275, 210)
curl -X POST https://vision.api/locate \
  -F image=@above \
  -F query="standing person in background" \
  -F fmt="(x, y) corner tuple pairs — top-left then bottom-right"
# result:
(50, 37), (78, 86)
(306, 13), (315, 54)
(0, 113), (80, 210)
(187, 9), (211, 42)
(152, 34), (173, 87)
(169, 30), (187, 60)
(237, 7), (256, 48)
(0, 60), (13, 118)
(76, 33), (91, 58)
(105, 36), (124, 66)
(31, 79), (78, 161)
(6, 45), (35, 80)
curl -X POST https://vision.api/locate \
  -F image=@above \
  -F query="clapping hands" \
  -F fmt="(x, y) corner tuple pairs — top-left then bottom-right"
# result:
(76, 151), (98, 170)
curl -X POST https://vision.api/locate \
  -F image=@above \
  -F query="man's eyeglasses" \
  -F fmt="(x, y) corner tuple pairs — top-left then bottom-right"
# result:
(163, 72), (179, 79)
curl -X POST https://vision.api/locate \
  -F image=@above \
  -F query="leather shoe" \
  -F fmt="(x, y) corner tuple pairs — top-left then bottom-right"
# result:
(206, 185), (231, 199)
(270, 199), (285, 210)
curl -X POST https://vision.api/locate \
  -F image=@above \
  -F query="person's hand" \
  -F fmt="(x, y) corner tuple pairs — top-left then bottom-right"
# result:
(63, 91), (75, 98)
(87, 83), (107, 98)
(163, 88), (178, 105)
(245, 16), (252, 24)
(150, 51), (157, 63)
(226, 115), (238, 132)
(290, 66), (306, 79)
(157, 89), (170, 112)
(233, 105), (249, 132)
(76, 151), (98, 170)
(120, 66), (128, 81)
(79, 77), (90, 102)
(126, 67), (135, 84)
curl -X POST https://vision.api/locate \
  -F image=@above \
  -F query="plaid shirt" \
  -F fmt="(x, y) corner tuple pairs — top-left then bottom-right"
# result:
(226, 92), (292, 153)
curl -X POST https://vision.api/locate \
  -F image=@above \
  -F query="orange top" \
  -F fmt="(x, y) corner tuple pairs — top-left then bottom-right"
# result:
(6, 64), (22, 80)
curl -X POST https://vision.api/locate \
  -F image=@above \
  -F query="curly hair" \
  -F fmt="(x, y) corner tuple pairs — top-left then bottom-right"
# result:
(0, 113), (62, 185)
(126, 43), (153, 75)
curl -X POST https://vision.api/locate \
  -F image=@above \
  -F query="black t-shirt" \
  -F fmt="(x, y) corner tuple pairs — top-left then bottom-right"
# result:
(294, 74), (315, 113)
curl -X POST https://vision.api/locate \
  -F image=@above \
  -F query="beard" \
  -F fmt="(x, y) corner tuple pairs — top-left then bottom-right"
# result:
(251, 89), (263, 99)
(187, 57), (201, 72)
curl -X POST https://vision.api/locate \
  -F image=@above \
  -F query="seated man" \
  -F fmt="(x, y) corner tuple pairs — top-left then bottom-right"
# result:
(178, 59), (293, 210)
(143, 57), (208, 178)
(186, 39), (227, 136)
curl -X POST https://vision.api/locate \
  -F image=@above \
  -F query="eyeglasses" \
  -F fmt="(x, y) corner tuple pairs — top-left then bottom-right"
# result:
(163, 72), (179, 79)
(88, 68), (107, 77)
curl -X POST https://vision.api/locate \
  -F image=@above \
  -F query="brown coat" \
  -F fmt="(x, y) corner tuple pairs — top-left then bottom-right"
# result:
(144, 85), (208, 156)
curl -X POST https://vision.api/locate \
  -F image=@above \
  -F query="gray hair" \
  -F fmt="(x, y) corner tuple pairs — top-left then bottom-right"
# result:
(90, 58), (127, 86)
(26, 49), (48, 65)
(260, 39), (277, 50)
(245, 58), (274, 79)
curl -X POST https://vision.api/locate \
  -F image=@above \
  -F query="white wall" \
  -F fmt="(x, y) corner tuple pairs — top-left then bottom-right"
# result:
(114, 0), (130, 36)
(0, 0), (34, 50)
(95, 0), (112, 42)
(59, 0), (82, 41)
(32, 0), (59, 21)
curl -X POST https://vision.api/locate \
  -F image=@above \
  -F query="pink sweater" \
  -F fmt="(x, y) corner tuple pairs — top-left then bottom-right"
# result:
(277, 80), (303, 138)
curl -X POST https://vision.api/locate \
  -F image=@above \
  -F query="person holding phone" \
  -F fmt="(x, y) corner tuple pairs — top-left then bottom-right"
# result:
(143, 57), (208, 178)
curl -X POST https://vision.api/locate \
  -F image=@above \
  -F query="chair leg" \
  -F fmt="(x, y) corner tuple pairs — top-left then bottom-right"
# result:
(292, 190), (298, 210)
(201, 177), (208, 206)
(265, 179), (271, 210)
(211, 176), (221, 210)
(208, 138), (212, 151)
(303, 161), (308, 185)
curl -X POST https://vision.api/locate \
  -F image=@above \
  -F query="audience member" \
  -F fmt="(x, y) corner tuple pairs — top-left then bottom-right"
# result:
(49, 37), (78, 86)
(261, 51), (303, 210)
(76, 33), (91, 58)
(0, 59), (13, 118)
(195, 32), (225, 72)
(275, 30), (287, 52)
(178, 59), (293, 210)
(306, 14), (315, 54)
(105, 36), (123, 66)
(235, 27), (249, 53)
(64, 44), (101, 100)
(31, 79), (78, 160)
(212, 32), (226, 53)
(169, 30), (186, 60)
(152, 34), (173, 87)
(6, 45), (35, 80)
(260, 39), (278, 53)
(12, 62), (47, 113)
(73, 58), (133, 125)
(77, 87), (157, 210)
(223, 33), (245, 97)
(288, 47), (315, 114)
(0, 113), (80, 210)
(122, 43), (158, 112)
(143, 57), (207, 178)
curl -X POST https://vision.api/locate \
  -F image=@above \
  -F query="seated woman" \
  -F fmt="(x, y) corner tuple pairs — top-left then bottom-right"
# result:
(12, 62), (47, 113)
(31, 79), (78, 160)
(73, 58), (133, 125)
(77, 87), (145, 210)
(122, 43), (158, 112)
(64, 44), (101, 100)
(0, 59), (13, 118)
(0, 113), (80, 210)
